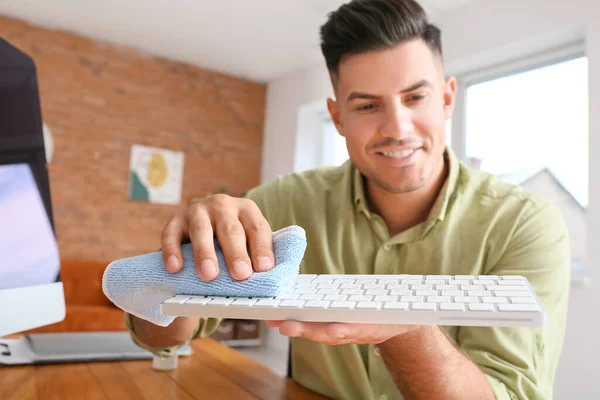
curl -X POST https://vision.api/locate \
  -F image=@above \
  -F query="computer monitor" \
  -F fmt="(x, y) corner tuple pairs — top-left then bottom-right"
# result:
(0, 38), (66, 337)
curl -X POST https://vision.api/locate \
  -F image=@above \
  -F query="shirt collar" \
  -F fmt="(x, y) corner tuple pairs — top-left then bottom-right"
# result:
(352, 145), (460, 223)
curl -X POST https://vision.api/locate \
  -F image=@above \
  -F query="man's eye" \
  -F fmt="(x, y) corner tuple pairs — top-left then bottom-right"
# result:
(407, 94), (427, 102)
(357, 103), (376, 111)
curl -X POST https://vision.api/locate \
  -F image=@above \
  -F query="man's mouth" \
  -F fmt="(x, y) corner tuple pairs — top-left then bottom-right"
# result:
(379, 148), (417, 159)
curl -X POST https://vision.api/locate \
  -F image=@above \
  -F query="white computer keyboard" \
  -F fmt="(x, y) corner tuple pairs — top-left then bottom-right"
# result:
(161, 274), (546, 327)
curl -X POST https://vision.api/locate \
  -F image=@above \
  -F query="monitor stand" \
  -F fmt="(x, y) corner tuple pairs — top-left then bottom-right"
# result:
(0, 331), (192, 366)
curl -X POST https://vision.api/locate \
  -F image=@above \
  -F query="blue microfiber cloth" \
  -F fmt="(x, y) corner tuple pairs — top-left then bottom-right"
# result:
(102, 225), (307, 327)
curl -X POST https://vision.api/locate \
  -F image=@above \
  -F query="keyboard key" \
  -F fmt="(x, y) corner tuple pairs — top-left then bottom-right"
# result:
(482, 297), (508, 304)
(500, 275), (526, 281)
(427, 296), (450, 303)
(363, 284), (385, 290)
(511, 297), (536, 304)
(304, 301), (330, 309)
(411, 284), (433, 290)
(449, 280), (470, 285)
(299, 294), (323, 300)
(356, 278), (377, 284)
(498, 304), (539, 312)
(441, 290), (464, 296)
(185, 297), (211, 305)
(411, 303), (436, 311)
(324, 295), (347, 301)
(254, 299), (280, 307)
(390, 290), (412, 296)
(400, 296), (424, 303)
(416, 290), (438, 296)
(164, 296), (191, 304)
(487, 286), (528, 292)
(357, 301), (382, 310)
(294, 288), (317, 294)
(340, 283), (361, 289)
(440, 303), (465, 311)
(461, 285), (484, 291)
(207, 298), (234, 306)
(231, 298), (258, 307)
(468, 303), (495, 312)
(437, 285), (458, 290)
(387, 284), (409, 290)
(294, 283), (317, 289)
(341, 289), (363, 295)
(468, 291), (492, 297)
(476, 275), (499, 280)
(317, 283), (339, 289)
(317, 289), (338, 295)
(365, 289), (388, 296)
(279, 300), (305, 308)
(349, 295), (373, 301)
(424, 280), (446, 285)
(375, 295), (398, 302)
(330, 301), (356, 309)
(276, 293), (300, 300)
(428, 275), (452, 280)
(497, 280), (527, 286)
(454, 296), (479, 303)
(495, 291), (531, 298)
(377, 278), (400, 284)
(383, 302), (409, 310)
(334, 279), (356, 284)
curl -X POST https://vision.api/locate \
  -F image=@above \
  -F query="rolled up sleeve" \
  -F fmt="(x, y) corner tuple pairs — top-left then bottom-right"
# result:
(458, 201), (571, 399)
(124, 312), (222, 358)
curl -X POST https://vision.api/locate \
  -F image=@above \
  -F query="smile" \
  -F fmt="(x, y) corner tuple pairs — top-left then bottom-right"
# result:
(380, 149), (416, 159)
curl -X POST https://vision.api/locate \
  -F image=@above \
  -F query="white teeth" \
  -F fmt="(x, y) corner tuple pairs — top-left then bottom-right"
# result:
(381, 149), (415, 158)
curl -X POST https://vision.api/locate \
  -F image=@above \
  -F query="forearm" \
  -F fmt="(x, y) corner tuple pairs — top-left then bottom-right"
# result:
(130, 315), (200, 348)
(379, 326), (495, 400)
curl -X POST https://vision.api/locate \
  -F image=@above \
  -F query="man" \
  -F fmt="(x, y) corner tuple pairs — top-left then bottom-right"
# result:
(126, 0), (570, 399)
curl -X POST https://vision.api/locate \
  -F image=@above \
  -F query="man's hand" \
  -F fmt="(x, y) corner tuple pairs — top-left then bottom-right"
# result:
(160, 194), (274, 281)
(265, 320), (421, 345)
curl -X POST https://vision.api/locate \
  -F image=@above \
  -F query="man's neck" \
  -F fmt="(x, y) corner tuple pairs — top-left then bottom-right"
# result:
(366, 157), (449, 237)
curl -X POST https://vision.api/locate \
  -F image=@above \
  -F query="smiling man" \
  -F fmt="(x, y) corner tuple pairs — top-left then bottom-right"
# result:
(126, 1), (570, 399)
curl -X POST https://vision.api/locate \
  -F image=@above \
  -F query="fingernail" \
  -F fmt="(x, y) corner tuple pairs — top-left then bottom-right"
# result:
(166, 255), (179, 271)
(257, 256), (273, 271)
(233, 260), (250, 276)
(200, 259), (216, 277)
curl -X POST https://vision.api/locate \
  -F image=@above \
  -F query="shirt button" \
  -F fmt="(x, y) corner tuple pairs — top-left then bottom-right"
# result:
(374, 346), (381, 357)
(380, 395), (388, 400)
(383, 244), (391, 251)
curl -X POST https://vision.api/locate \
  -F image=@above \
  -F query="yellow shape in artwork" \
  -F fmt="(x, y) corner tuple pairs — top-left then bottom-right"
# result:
(147, 152), (168, 188)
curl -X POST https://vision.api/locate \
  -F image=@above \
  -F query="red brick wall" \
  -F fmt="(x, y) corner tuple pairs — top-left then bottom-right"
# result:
(1, 16), (266, 262)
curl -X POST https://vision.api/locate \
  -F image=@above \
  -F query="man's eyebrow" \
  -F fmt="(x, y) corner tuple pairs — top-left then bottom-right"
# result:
(346, 80), (434, 102)
(400, 79), (434, 93)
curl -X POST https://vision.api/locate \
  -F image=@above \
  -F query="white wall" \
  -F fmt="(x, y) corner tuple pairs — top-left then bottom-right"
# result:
(261, 0), (600, 398)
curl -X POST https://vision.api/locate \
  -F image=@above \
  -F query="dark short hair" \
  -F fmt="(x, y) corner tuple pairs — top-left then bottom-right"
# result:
(320, 0), (443, 77)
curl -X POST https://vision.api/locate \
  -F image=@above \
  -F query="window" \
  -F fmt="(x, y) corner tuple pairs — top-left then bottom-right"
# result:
(457, 51), (588, 272)
(321, 119), (349, 166)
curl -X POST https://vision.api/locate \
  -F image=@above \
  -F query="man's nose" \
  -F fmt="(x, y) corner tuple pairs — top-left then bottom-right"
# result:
(379, 103), (415, 140)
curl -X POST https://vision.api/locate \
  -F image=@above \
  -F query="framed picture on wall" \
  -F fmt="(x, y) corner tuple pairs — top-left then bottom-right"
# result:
(128, 144), (184, 205)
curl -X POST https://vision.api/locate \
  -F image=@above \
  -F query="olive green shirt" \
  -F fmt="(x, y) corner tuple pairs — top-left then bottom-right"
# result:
(126, 147), (570, 400)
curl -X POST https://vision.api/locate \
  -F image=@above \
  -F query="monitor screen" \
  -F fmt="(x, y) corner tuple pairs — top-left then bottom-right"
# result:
(0, 162), (60, 290)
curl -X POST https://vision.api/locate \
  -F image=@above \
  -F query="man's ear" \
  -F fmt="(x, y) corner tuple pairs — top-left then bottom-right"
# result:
(327, 98), (344, 136)
(443, 76), (458, 120)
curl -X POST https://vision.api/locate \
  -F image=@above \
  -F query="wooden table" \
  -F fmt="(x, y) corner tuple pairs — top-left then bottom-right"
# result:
(0, 338), (329, 400)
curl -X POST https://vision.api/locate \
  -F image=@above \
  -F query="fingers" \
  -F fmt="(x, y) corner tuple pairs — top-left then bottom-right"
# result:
(239, 199), (274, 272)
(274, 321), (401, 345)
(161, 213), (188, 273)
(212, 197), (253, 280)
(187, 206), (219, 281)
